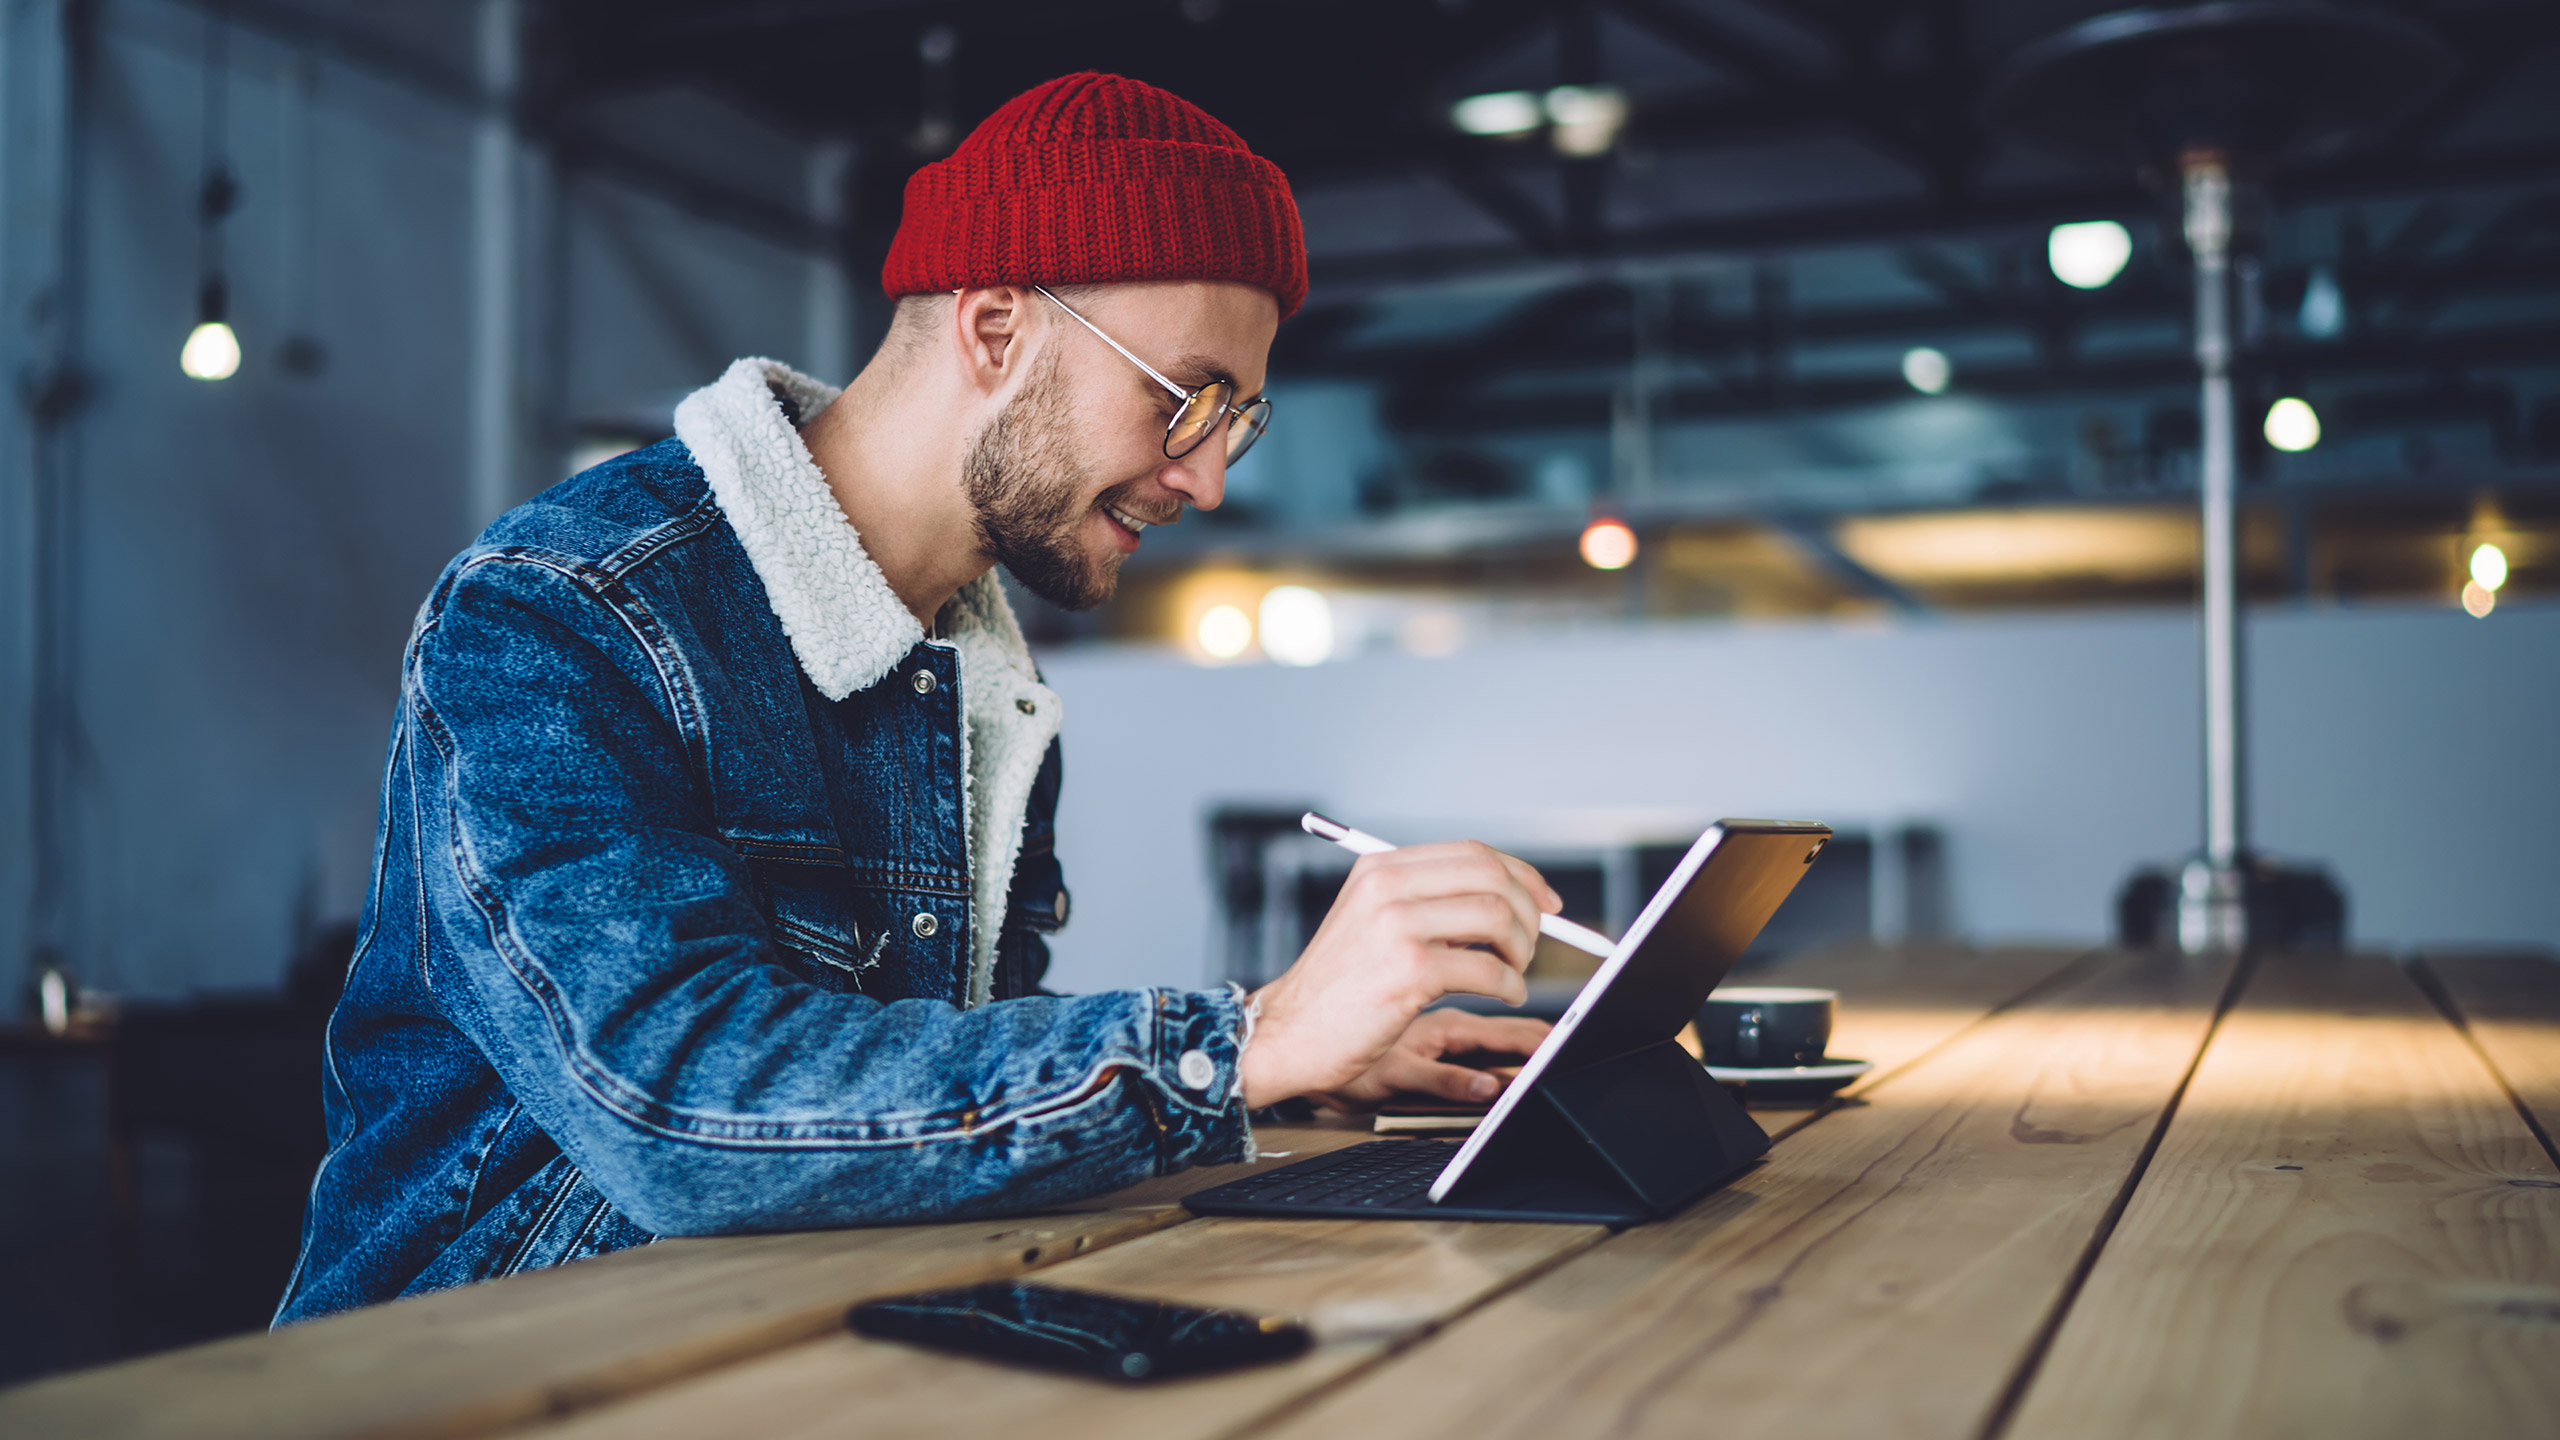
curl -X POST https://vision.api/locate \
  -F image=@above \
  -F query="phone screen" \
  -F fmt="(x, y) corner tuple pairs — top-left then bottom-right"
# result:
(846, 1281), (1313, 1382)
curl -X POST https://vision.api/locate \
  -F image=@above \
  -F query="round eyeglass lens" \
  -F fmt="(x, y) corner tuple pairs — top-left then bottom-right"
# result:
(1225, 397), (1273, 464)
(1163, 381), (1236, 460)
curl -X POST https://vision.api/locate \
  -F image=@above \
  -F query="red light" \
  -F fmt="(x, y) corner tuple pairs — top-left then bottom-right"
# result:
(1580, 518), (1638, 570)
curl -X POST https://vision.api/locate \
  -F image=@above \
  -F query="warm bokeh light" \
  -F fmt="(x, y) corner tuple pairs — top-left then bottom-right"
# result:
(2461, 580), (2496, 618)
(1544, 85), (1627, 157)
(2047, 220), (2132, 289)
(1258, 585), (1334, 666)
(1836, 508), (2199, 586)
(1195, 603), (1252, 659)
(2470, 542), (2508, 592)
(2264, 397), (2320, 452)
(1901, 346), (1951, 395)
(1167, 567), (1287, 661)
(180, 320), (241, 381)
(1580, 517), (1638, 570)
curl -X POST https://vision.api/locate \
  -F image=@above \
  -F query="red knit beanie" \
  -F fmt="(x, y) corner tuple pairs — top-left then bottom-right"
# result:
(881, 72), (1307, 319)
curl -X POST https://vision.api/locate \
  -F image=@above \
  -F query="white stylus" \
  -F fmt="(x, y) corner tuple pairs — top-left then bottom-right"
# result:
(1299, 811), (1617, 958)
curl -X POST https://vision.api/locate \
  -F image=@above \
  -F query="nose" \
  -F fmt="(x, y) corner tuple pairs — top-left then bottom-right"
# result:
(1160, 439), (1227, 513)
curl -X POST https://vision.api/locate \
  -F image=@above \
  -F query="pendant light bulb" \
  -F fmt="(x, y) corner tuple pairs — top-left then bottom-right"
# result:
(182, 275), (240, 381)
(182, 322), (241, 381)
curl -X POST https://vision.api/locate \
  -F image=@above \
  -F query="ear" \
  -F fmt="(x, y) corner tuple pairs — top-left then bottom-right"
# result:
(954, 286), (1034, 397)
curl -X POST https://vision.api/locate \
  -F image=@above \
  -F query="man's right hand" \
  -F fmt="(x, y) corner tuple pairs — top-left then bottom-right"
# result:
(1236, 841), (1562, 1110)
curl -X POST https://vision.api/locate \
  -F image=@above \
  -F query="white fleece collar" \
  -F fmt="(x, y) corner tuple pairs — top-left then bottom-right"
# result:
(672, 358), (921, 699)
(673, 357), (1064, 1006)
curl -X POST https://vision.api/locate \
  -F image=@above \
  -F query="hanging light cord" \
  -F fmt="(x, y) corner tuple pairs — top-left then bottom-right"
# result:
(198, 2), (236, 323)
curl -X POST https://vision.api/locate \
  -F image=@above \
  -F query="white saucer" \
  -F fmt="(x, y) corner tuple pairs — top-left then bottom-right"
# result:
(1705, 1058), (1874, 1083)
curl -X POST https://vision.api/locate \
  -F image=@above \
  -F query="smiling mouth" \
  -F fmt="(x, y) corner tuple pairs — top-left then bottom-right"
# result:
(1104, 501), (1177, 536)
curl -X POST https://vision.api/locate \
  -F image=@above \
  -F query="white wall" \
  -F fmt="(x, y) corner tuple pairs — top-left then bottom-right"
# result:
(1037, 600), (2560, 994)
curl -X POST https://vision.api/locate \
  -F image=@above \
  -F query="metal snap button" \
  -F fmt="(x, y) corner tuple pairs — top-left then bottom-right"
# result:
(911, 670), (937, 695)
(1053, 889), (1071, 924)
(1176, 1049), (1217, 1092)
(1015, 697), (1036, 716)
(910, 911), (938, 938)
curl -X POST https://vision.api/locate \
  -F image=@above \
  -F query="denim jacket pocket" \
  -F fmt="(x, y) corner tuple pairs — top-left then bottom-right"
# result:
(733, 842), (879, 995)
(770, 911), (886, 992)
(745, 856), (971, 1004)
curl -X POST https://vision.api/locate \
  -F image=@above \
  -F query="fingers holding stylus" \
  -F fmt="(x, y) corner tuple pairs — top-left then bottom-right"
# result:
(1348, 845), (1556, 958)
(1424, 945), (1530, 1008)
(1236, 828), (1565, 1108)
(1392, 892), (1538, 971)
(1367, 841), (1561, 915)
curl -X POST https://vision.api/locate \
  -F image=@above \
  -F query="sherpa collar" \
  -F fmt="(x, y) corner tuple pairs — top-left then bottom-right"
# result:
(670, 356), (1039, 700)
(673, 357), (1064, 1007)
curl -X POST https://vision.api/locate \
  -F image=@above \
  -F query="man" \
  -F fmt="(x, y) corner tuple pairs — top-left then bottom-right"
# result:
(278, 72), (1558, 1325)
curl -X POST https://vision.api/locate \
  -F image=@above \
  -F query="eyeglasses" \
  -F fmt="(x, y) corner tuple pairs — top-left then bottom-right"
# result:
(1033, 285), (1273, 465)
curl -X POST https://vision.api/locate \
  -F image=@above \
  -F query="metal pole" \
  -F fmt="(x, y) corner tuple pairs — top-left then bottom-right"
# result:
(2180, 151), (2247, 952)
(465, 0), (519, 530)
(5, 0), (90, 998)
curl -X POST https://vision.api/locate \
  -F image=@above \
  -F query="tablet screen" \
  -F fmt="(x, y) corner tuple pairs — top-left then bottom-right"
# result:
(1428, 819), (1831, 1202)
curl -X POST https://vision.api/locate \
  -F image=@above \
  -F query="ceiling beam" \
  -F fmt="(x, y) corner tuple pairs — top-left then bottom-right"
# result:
(1607, 0), (1947, 179)
(1383, 281), (1624, 427)
(1305, 141), (2560, 291)
(1605, 0), (1826, 92)
(1429, 150), (1566, 255)
(1308, 241), (2557, 419)
(1404, 319), (2560, 431)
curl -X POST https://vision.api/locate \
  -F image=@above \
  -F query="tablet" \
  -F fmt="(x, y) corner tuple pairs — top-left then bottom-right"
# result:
(1428, 818), (1832, 1201)
(1181, 818), (1832, 1225)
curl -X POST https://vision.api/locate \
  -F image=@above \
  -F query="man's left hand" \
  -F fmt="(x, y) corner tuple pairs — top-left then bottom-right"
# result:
(1304, 1008), (1551, 1112)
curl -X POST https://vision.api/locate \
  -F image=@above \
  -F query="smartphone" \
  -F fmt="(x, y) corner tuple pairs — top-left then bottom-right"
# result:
(846, 1281), (1312, 1382)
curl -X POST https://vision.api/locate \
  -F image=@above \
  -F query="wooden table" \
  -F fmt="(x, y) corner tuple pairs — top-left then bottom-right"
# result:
(7, 945), (2555, 1439)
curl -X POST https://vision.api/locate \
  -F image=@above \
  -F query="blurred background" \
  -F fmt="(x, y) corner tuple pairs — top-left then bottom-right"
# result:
(2, 0), (2555, 1384)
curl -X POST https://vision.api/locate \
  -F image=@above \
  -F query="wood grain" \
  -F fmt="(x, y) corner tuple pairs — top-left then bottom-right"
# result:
(1760, 944), (2094, 1096)
(514, 1218), (1605, 1440)
(2002, 950), (2560, 1440)
(0, 1211), (1178, 1440)
(1245, 948), (2236, 1440)
(0, 950), (2090, 1440)
(0, 1120), (1365, 1440)
(2416, 952), (2560, 1158)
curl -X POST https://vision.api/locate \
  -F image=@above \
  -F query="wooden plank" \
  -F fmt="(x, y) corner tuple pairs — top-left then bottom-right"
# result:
(1243, 948), (2237, 1440)
(509, 947), (2078, 1440)
(0, 1212), (1177, 1440)
(1762, 944), (2093, 1095)
(2415, 951), (2560, 1159)
(2003, 950), (2560, 1440)
(513, 1216), (1604, 1440)
(0, 948), (2077, 1440)
(0, 1120), (1366, 1440)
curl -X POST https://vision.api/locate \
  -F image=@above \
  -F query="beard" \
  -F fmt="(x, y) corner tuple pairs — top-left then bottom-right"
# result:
(963, 356), (1145, 612)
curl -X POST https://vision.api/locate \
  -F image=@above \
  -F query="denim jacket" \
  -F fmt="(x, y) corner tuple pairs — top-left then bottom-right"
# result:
(276, 359), (1252, 1325)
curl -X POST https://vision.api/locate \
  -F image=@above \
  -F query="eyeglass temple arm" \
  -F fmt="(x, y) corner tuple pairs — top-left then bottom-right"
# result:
(1032, 285), (1193, 402)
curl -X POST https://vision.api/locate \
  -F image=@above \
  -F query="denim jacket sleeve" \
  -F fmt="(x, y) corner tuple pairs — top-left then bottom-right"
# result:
(403, 550), (1253, 1235)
